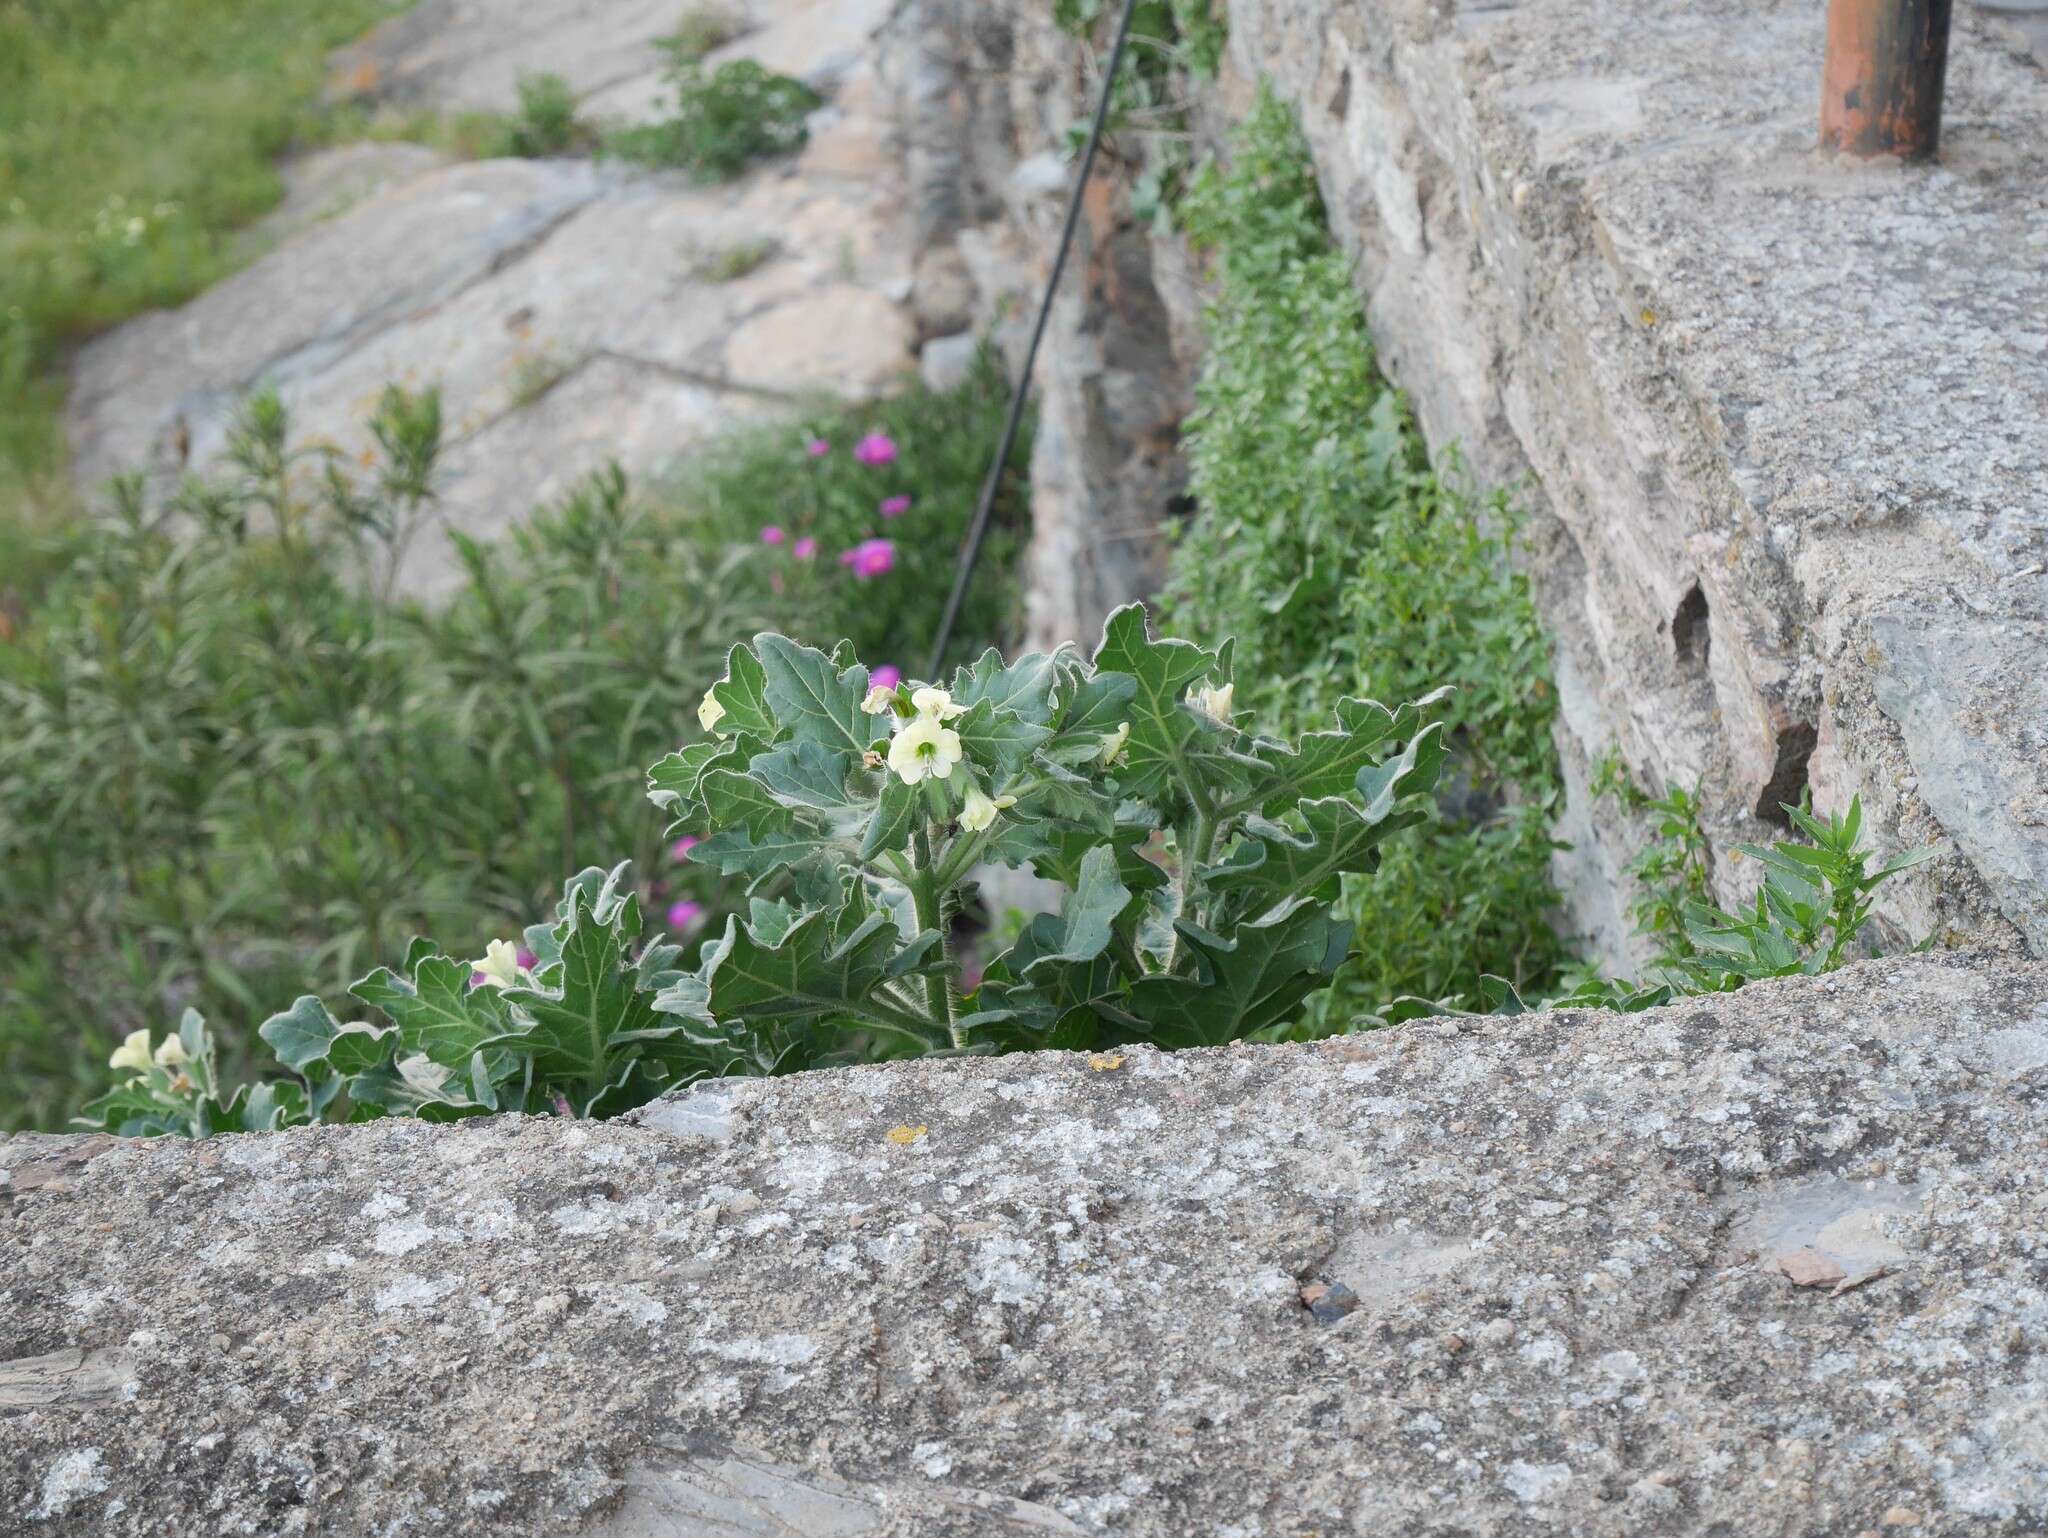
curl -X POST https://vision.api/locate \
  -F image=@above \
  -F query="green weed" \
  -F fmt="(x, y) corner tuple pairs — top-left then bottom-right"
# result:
(606, 60), (822, 180)
(693, 237), (780, 282)
(1160, 88), (1571, 1025)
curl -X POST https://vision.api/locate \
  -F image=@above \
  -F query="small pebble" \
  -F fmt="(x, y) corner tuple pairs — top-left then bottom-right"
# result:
(1299, 1281), (1361, 1324)
(1881, 1508), (1921, 1527)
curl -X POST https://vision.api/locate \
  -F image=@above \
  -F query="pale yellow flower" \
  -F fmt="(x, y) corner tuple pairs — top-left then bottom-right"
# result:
(108, 1029), (153, 1078)
(887, 714), (964, 784)
(470, 939), (523, 991)
(1186, 682), (1234, 724)
(1098, 720), (1131, 766)
(697, 687), (727, 734)
(910, 685), (967, 721)
(153, 1034), (190, 1070)
(860, 684), (896, 716)
(959, 784), (1016, 833)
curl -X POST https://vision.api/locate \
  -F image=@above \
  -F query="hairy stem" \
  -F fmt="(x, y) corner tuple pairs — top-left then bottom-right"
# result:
(1167, 809), (1218, 974)
(911, 825), (957, 1045)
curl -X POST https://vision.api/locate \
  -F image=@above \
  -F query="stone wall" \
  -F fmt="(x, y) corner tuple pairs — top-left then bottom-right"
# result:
(7, 952), (2048, 1534)
(939, 0), (2048, 970)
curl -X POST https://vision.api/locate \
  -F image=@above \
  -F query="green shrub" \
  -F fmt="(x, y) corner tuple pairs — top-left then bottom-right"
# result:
(1537, 772), (1936, 1013)
(0, 359), (1029, 1131)
(605, 59), (821, 180)
(81, 608), (1452, 1133)
(494, 72), (588, 158)
(1161, 87), (1570, 1023)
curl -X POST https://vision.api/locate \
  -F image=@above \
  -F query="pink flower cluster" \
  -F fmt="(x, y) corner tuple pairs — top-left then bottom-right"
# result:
(757, 431), (917, 582)
(839, 537), (896, 579)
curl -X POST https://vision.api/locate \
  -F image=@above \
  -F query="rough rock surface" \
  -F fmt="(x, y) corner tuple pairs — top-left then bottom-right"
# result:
(909, 0), (1206, 657)
(66, 0), (912, 597)
(7, 952), (2048, 1534)
(1212, 0), (2048, 967)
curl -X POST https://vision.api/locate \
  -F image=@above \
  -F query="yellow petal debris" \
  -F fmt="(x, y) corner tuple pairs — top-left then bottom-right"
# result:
(884, 1124), (927, 1146)
(1639, 306), (1658, 327)
(1088, 1054), (1125, 1072)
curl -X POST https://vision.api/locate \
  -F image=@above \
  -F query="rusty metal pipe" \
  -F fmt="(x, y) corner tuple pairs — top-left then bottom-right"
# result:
(1820, 0), (1954, 158)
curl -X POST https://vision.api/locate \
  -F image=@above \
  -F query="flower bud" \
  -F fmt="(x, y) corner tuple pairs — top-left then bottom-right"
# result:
(108, 1029), (153, 1078)
(698, 687), (727, 734)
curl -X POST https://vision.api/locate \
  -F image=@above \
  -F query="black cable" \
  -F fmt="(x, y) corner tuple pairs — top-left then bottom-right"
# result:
(925, 0), (1144, 679)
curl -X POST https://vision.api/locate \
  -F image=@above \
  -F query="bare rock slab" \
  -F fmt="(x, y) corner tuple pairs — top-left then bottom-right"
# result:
(65, 147), (912, 603)
(330, 0), (694, 116)
(66, 0), (917, 596)
(6, 954), (2048, 1534)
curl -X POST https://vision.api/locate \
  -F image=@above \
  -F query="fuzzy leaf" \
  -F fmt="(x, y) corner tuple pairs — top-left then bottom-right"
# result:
(1122, 900), (1353, 1048)
(1052, 670), (1137, 739)
(709, 642), (777, 737)
(346, 1050), (494, 1120)
(258, 995), (398, 1078)
(1243, 694), (1445, 816)
(1205, 796), (1424, 904)
(351, 954), (517, 1066)
(691, 823), (837, 882)
(953, 698), (1053, 775)
(755, 633), (882, 754)
(695, 885), (936, 1044)
(1354, 719), (1449, 818)
(952, 648), (1061, 725)
(698, 766), (794, 838)
(1207, 725), (1448, 902)
(1089, 603), (1218, 796)
(859, 775), (922, 859)
(749, 740), (863, 821)
(499, 886), (678, 1086)
(1027, 819), (1168, 894)
(1022, 844), (1131, 971)
(648, 738), (744, 820)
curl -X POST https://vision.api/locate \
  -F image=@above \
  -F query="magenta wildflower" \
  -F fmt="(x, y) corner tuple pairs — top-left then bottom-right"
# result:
(516, 947), (539, 971)
(839, 537), (896, 579)
(469, 971), (488, 989)
(792, 537), (818, 560)
(870, 664), (902, 690)
(853, 433), (898, 467)
(805, 438), (830, 458)
(670, 835), (700, 861)
(879, 494), (912, 518)
(759, 524), (786, 545)
(667, 899), (705, 931)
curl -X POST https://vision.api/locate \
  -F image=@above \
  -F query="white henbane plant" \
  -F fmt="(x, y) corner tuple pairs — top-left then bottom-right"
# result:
(651, 603), (1448, 1059)
(109, 605), (1447, 1133)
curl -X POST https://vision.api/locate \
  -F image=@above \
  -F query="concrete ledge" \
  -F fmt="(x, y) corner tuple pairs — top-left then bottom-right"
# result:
(6, 953), (2047, 1534)
(1222, 0), (2048, 966)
